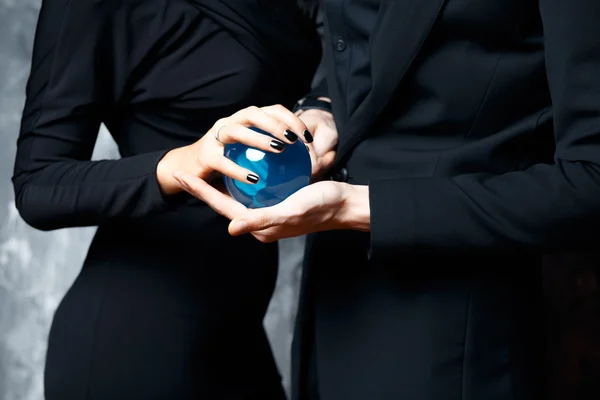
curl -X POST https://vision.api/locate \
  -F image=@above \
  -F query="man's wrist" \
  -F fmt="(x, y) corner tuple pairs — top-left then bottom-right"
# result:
(337, 183), (371, 231)
(294, 96), (332, 115)
(297, 107), (334, 120)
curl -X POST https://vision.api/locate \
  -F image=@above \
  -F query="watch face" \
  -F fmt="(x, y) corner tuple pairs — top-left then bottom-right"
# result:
(224, 127), (312, 208)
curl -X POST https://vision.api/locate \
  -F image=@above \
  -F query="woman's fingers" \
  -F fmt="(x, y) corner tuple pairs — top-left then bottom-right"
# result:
(262, 104), (313, 143)
(226, 105), (306, 144)
(261, 104), (317, 167)
(211, 156), (261, 185)
(173, 172), (247, 220)
(193, 103), (319, 187)
(214, 124), (286, 153)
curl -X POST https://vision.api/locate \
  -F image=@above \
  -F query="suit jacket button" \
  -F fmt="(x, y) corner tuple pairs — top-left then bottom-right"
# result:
(335, 38), (346, 52)
(330, 167), (349, 182)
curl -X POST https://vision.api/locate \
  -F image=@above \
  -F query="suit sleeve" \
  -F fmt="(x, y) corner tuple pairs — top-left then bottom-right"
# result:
(12, 0), (184, 231)
(368, 0), (600, 259)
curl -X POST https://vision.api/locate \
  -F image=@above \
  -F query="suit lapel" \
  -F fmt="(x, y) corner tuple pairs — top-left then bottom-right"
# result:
(334, 0), (448, 165)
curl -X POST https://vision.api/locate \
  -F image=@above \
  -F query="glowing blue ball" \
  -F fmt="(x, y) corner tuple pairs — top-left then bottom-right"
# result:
(223, 127), (312, 208)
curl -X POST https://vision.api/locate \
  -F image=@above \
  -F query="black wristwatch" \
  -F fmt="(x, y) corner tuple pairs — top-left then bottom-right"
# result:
(292, 96), (332, 114)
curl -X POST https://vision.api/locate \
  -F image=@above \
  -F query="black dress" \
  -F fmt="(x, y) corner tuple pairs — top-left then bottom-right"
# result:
(12, 0), (320, 398)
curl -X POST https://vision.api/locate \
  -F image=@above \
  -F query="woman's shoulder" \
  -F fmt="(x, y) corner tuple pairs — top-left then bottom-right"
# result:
(48, 0), (197, 27)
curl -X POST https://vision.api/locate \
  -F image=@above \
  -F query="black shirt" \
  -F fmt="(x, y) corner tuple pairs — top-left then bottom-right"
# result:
(324, 0), (381, 117)
(307, 3), (381, 398)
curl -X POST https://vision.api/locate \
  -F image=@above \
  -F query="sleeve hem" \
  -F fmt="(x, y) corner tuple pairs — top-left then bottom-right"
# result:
(368, 178), (415, 262)
(307, 77), (329, 99)
(143, 150), (193, 211)
(148, 150), (192, 210)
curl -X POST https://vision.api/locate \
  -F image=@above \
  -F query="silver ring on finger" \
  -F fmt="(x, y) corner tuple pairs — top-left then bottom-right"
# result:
(214, 125), (227, 145)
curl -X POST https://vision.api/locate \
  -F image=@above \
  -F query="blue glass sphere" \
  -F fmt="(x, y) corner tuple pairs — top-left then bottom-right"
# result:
(224, 127), (312, 208)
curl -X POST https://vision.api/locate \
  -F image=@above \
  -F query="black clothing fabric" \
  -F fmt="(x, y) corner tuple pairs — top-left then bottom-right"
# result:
(323, 0), (380, 117)
(294, 0), (600, 399)
(306, 2), (380, 398)
(13, 0), (320, 398)
(191, 0), (321, 99)
(13, 0), (320, 230)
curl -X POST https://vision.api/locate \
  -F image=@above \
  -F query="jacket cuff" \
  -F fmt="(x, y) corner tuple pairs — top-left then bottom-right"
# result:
(307, 77), (329, 100)
(368, 178), (416, 261)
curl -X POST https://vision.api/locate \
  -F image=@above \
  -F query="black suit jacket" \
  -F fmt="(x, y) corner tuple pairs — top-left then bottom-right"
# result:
(293, 0), (600, 399)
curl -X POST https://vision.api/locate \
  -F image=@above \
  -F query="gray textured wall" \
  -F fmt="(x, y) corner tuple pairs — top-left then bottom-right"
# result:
(0, 1), (303, 399)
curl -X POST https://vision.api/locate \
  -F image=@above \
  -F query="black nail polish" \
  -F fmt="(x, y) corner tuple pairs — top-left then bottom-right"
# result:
(303, 130), (314, 143)
(270, 140), (285, 151)
(246, 174), (259, 184)
(284, 129), (298, 142)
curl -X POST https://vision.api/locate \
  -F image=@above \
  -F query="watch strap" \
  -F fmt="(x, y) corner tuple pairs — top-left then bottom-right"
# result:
(293, 97), (332, 114)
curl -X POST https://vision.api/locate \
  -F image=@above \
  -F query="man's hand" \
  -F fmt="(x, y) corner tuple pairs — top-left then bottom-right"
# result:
(172, 172), (371, 243)
(298, 104), (338, 179)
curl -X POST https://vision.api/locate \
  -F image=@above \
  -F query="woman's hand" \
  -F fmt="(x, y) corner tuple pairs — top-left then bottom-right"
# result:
(156, 105), (311, 195)
(296, 100), (338, 179)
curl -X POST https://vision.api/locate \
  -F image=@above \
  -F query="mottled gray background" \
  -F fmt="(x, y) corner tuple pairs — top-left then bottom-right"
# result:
(0, 1), (304, 399)
(3, 3), (600, 400)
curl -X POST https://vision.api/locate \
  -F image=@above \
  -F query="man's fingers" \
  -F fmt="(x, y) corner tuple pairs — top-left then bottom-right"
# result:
(250, 231), (279, 244)
(319, 151), (336, 171)
(228, 209), (283, 236)
(306, 144), (318, 176)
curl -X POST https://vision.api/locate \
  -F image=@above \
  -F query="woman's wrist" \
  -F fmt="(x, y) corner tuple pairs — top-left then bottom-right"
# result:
(156, 146), (191, 195)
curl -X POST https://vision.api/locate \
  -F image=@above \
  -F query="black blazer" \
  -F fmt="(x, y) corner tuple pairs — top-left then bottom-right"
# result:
(293, 0), (600, 399)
